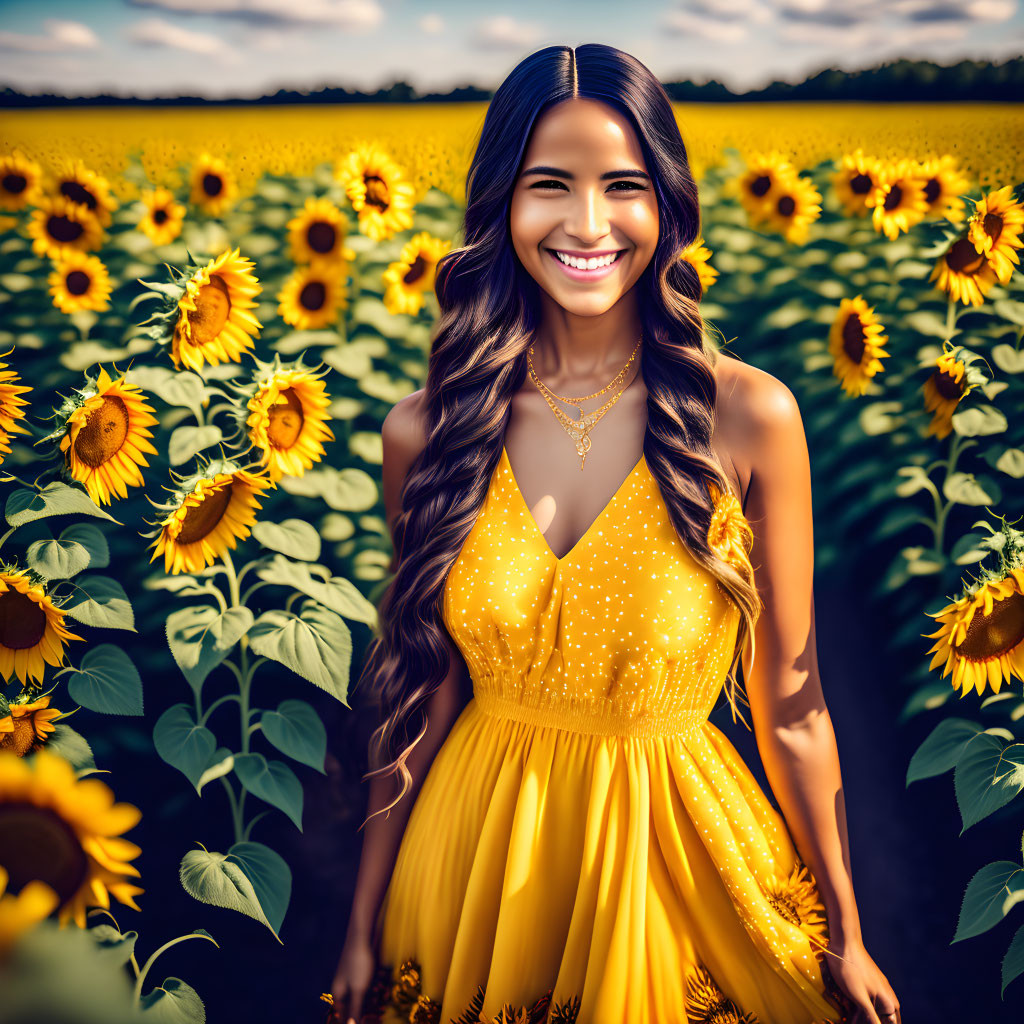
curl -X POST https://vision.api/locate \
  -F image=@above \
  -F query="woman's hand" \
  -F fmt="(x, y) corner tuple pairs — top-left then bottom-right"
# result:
(329, 933), (379, 1024)
(821, 936), (901, 1024)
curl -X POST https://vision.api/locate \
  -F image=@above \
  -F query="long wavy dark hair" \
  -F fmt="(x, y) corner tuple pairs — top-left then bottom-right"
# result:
(357, 42), (762, 823)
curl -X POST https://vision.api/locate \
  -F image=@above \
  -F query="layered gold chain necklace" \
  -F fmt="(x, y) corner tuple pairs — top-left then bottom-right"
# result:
(526, 336), (642, 470)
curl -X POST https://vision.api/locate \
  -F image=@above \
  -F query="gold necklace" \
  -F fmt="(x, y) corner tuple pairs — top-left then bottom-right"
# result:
(527, 338), (642, 469)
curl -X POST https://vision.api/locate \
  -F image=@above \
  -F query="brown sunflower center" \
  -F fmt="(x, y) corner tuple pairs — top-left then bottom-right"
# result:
(842, 313), (866, 364)
(267, 388), (305, 450)
(307, 221), (337, 254)
(0, 588), (47, 649)
(958, 590), (1024, 663)
(883, 184), (903, 211)
(74, 395), (128, 468)
(403, 256), (426, 285)
(850, 172), (873, 196)
(203, 173), (224, 198)
(0, 714), (42, 757)
(766, 889), (802, 927)
(300, 281), (326, 311)
(776, 194), (795, 218)
(934, 368), (966, 401)
(46, 214), (84, 244)
(66, 270), (91, 296)
(946, 237), (985, 276)
(187, 274), (232, 346)
(152, 208), (169, 225)
(982, 212), (1003, 241)
(2, 173), (27, 195)
(923, 178), (941, 205)
(749, 174), (771, 198)
(60, 181), (98, 211)
(364, 175), (390, 210)
(0, 804), (89, 903)
(177, 483), (233, 545)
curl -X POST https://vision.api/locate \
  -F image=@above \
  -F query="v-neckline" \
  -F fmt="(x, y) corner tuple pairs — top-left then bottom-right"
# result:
(500, 445), (647, 566)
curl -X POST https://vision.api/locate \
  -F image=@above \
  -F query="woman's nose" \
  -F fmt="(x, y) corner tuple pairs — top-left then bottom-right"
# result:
(565, 189), (609, 240)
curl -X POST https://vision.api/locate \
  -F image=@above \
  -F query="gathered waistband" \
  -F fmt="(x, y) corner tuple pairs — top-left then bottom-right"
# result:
(473, 690), (706, 739)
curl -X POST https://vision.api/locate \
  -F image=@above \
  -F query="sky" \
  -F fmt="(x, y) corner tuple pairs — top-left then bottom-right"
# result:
(0, 0), (1021, 99)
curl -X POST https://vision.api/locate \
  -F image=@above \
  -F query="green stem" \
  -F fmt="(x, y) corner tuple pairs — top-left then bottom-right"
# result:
(133, 932), (218, 1007)
(934, 431), (966, 553)
(220, 774), (242, 844)
(199, 692), (241, 729)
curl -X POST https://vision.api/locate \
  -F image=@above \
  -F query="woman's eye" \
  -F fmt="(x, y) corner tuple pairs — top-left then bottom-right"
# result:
(528, 180), (647, 192)
(609, 181), (647, 191)
(530, 180), (567, 190)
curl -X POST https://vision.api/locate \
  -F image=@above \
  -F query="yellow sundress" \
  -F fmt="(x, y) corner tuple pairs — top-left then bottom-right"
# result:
(370, 446), (843, 1024)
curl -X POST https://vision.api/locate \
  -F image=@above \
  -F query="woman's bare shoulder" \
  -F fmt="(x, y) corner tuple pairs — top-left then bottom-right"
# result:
(381, 389), (429, 530)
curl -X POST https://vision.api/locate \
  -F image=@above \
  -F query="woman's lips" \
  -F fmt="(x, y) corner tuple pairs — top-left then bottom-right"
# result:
(545, 247), (626, 282)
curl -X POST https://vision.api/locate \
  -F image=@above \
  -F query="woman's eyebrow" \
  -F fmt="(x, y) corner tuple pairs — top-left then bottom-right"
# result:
(519, 165), (650, 181)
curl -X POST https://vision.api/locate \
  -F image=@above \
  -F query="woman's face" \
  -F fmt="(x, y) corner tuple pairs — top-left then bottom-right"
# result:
(509, 96), (660, 318)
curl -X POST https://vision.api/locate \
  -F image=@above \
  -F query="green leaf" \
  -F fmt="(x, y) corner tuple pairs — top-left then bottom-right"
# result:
(87, 924), (138, 967)
(43, 722), (98, 774)
(954, 734), (1024, 831)
(260, 699), (327, 772)
(942, 472), (998, 507)
(251, 519), (322, 562)
(906, 717), (982, 785)
(894, 465), (933, 498)
(276, 463), (378, 512)
(953, 861), (1024, 942)
(139, 976), (206, 1022)
(255, 553), (377, 624)
(1004, 921), (1024, 998)
(61, 574), (135, 630)
(233, 752), (304, 831)
(952, 404), (1008, 437)
(227, 841), (292, 935)
(903, 309), (952, 338)
(59, 521), (110, 569)
(5, 481), (120, 528)
(25, 536), (92, 580)
(196, 747), (234, 795)
(167, 425), (224, 466)
(154, 704), (216, 791)
(166, 605), (253, 696)
(248, 601), (351, 704)
(126, 365), (207, 416)
(996, 448), (1024, 479)
(992, 343), (1024, 374)
(67, 644), (144, 716)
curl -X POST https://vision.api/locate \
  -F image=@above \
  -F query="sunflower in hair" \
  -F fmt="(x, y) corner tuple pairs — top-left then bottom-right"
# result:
(189, 152), (237, 217)
(137, 186), (185, 246)
(914, 155), (971, 223)
(136, 247), (262, 374)
(678, 235), (718, 293)
(287, 197), (355, 264)
(278, 260), (346, 329)
(967, 185), (1024, 286)
(382, 231), (450, 315)
(52, 158), (118, 228)
(828, 296), (890, 398)
(865, 158), (929, 241)
(0, 348), (33, 466)
(143, 458), (275, 575)
(334, 143), (415, 241)
(0, 151), (42, 211)
(48, 249), (113, 314)
(27, 195), (104, 260)
(831, 148), (883, 219)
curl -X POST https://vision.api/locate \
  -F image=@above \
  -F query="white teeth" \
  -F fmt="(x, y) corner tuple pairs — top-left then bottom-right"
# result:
(554, 250), (620, 270)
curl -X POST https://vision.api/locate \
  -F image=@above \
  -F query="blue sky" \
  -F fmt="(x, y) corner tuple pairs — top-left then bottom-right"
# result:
(1, 0), (1022, 99)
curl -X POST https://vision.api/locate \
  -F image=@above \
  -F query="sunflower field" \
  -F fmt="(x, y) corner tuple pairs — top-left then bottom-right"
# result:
(0, 102), (1023, 1022)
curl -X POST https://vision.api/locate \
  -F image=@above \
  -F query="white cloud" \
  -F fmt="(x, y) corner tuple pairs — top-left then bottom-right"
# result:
(660, 10), (751, 41)
(0, 19), (100, 53)
(419, 13), (445, 35)
(470, 15), (544, 50)
(126, 17), (237, 59)
(127, 0), (384, 31)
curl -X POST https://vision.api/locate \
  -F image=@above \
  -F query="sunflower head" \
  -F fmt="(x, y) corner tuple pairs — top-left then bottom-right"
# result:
(966, 185), (1024, 286)
(685, 962), (757, 1024)
(27, 195), (104, 260)
(913, 154), (971, 222)
(828, 296), (890, 398)
(761, 172), (823, 245)
(334, 143), (416, 241)
(225, 352), (336, 483)
(0, 347), (33, 466)
(735, 149), (797, 226)
(37, 364), (159, 506)
(137, 186), (186, 246)
(142, 456), (275, 575)
(47, 249), (113, 315)
(0, 693), (63, 758)
(136, 247), (262, 375)
(0, 151), (43, 211)
(277, 259), (347, 330)
(830, 148), (883, 218)
(0, 747), (143, 930)
(287, 197), (353, 264)
(865, 158), (930, 241)
(52, 158), (118, 228)
(921, 342), (987, 439)
(189, 152), (238, 216)
(678, 235), (718, 294)
(382, 231), (451, 316)
(0, 566), (85, 689)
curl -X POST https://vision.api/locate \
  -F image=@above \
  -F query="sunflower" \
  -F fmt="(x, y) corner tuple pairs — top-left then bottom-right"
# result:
(914, 155), (971, 223)
(278, 260), (346, 329)
(47, 249), (113, 314)
(0, 151), (42, 211)
(922, 345), (985, 440)
(760, 172), (822, 245)
(707, 479), (754, 576)
(382, 231), (451, 315)
(238, 357), (335, 483)
(189, 152), (237, 217)
(679, 234), (718, 294)
(0, 348), (33, 466)
(929, 232), (1000, 307)
(334, 143), (415, 242)
(685, 962), (759, 1024)
(44, 365), (160, 506)
(0, 747), (144, 930)
(735, 150), (797, 227)
(0, 864), (59, 958)
(923, 560), (1024, 698)
(287, 197), (355, 264)
(0, 568), (85, 688)
(865, 158), (929, 241)
(828, 296), (890, 398)
(967, 185), (1024, 286)
(26, 195), (104, 260)
(137, 186), (185, 246)
(0, 694), (63, 757)
(52, 158), (118, 229)
(144, 459), (274, 575)
(763, 860), (830, 957)
(830, 148), (883, 219)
